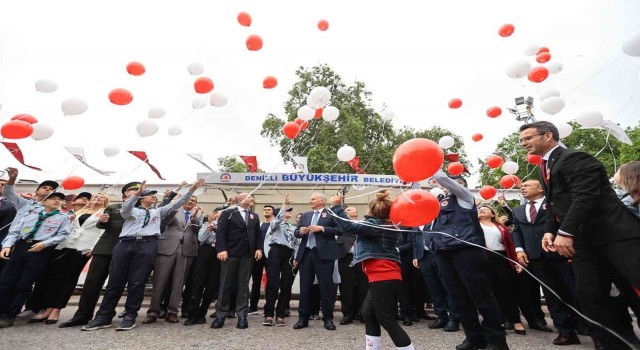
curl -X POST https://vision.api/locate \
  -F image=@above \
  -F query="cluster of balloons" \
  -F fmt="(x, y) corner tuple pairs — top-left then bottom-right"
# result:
(283, 86), (338, 139)
(506, 45), (562, 83)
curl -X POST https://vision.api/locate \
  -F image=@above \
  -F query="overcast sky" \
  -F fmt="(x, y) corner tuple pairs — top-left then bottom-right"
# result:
(1, 0), (639, 188)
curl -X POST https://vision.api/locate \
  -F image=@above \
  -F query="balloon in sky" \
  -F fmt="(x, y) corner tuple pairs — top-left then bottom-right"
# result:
(555, 121), (573, 139)
(62, 176), (84, 190)
(104, 145), (120, 157)
(263, 76), (278, 89)
(498, 23), (515, 37)
(109, 88), (133, 105)
(576, 110), (604, 127)
(294, 118), (309, 131)
(1, 120), (33, 139)
(11, 114), (38, 124)
(528, 66), (549, 83)
(472, 133), (483, 142)
(479, 185), (497, 200)
(61, 98), (88, 116)
(317, 19), (329, 31)
(283, 122), (300, 139)
(237, 12), (252, 27)
(548, 61), (563, 74)
(187, 62), (204, 75)
(136, 120), (159, 137)
(438, 136), (455, 149)
(210, 92), (228, 107)
(148, 107), (166, 119)
(393, 138), (444, 182)
(536, 52), (551, 63)
(447, 162), (464, 176)
(486, 106), (502, 118)
(527, 154), (542, 165)
(309, 86), (332, 107)
(506, 59), (531, 79)
(448, 98), (462, 109)
(500, 175), (521, 188)
(35, 79), (58, 93)
(314, 108), (324, 119)
(523, 44), (540, 56)
(192, 99), (206, 109)
(297, 105), (315, 121)
(126, 61), (145, 76)
(168, 126), (183, 136)
(623, 32), (640, 57)
(322, 106), (340, 121)
(486, 155), (504, 169)
(194, 77), (214, 94)
(381, 109), (395, 121)
(246, 35), (263, 51)
(31, 123), (54, 141)
(539, 89), (560, 101)
(337, 145), (356, 162)
(540, 96), (565, 115)
(501, 161), (519, 175)
(390, 190), (440, 227)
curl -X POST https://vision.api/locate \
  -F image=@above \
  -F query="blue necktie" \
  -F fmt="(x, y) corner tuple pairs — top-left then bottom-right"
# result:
(307, 210), (320, 249)
(184, 211), (190, 224)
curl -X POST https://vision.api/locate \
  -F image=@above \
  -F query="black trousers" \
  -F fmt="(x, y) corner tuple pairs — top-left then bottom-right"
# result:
(72, 254), (112, 321)
(338, 253), (368, 319)
(25, 249), (59, 313)
(418, 251), (459, 321)
(44, 248), (91, 309)
(399, 253), (425, 319)
(216, 253), (253, 318)
(573, 238), (640, 347)
(362, 280), (412, 347)
(0, 240), (54, 318)
(486, 251), (522, 324)
(181, 260), (196, 313)
(187, 244), (221, 318)
(298, 248), (335, 320)
(436, 247), (506, 347)
(249, 255), (265, 310)
(264, 245), (295, 318)
(95, 238), (157, 320)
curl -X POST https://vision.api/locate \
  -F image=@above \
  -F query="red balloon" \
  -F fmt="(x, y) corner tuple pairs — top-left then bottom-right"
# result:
(472, 133), (483, 142)
(498, 23), (515, 37)
(314, 108), (323, 119)
(447, 162), (464, 176)
(126, 61), (145, 76)
(246, 35), (263, 51)
(237, 12), (252, 27)
(393, 138), (444, 183)
(1, 120), (34, 139)
(317, 19), (329, 31)
(108, 88), (133, 105)
(448, 98), (462, 109)
(536, 52), (551, 63)
(62, 176), (84, 190)
(390, 189), (441, 227)
(486, 155), (504, 169)
(294, 118), (309, 131)
(527, 154), (542, 165)
(479, 185), (497, 200)
(283, 122), (301, 139)
(11, 114), (38, 124)
(486, 106), (502, 118)
(500, 175), (521, 188)
(537, 47), (549, 54)
(528, 66), (549, 83)
(194, 77), (214, 94)
(263, 76), (278, 89)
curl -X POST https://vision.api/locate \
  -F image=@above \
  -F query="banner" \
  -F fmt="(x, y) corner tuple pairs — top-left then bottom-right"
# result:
(198, 172), (411, 186)
(239, 155), (258, 173)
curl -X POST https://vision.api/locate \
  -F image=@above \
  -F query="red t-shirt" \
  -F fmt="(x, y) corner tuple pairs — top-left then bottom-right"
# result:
(361, 259), (402, 283)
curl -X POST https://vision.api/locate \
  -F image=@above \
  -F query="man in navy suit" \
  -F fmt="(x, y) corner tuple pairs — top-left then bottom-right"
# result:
(210, 193), (263, 330)
(293, 193), (342, 331)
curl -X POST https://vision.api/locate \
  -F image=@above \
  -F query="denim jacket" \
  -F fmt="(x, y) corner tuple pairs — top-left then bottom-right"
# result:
(331, 206), (401, 265)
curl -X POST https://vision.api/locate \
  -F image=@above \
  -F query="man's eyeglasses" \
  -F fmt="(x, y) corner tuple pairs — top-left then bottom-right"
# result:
(518, 133), (546, 144)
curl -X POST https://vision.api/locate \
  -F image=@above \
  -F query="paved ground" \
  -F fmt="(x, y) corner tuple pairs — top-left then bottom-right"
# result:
(2, 300), (614, 350)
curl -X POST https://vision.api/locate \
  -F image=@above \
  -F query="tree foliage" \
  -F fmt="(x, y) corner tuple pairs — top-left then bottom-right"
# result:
(216, 156), (264, 173)
(260, 64), (468, 174)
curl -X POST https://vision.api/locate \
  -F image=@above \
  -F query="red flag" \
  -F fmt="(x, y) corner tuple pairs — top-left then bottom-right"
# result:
(240, 156), (258, 173)
(1, 142), (42, 171)
(346, 156), (365, 174)
(128, 151), (165, 180)
(444, 153), (459, 162)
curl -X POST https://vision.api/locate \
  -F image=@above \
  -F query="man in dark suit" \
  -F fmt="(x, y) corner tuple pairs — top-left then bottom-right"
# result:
(511, 180), (579, 344)
(519, 121), (640, 349)
(293, 193), (342, 331)
(211, 193), (263, 329)
(0, 178), (17, 273)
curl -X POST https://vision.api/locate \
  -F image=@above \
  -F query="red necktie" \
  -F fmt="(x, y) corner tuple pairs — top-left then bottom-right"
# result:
(529, 201), (537, 223)
(541, 160), (550, 185)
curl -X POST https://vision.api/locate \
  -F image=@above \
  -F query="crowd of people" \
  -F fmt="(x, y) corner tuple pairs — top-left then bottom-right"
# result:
(0, 121), (639, 350)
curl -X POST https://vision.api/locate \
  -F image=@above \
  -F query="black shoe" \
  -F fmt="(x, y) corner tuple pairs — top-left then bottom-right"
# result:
(553, 332), (580, 346)
(486, 342), (510, 350)
(293, 319), (308, 329)
(324, 319), (336, 330)
(455, 339), (482, 350)
(210, 318), (225, 329)
(0, 318), (15, 328)
(339, 316), (353, 325)
(428, 318), (448, 329)
(402, 317), (412, 326)
(44, 319), (58, 325)
(503, 320), (514, 330)
(81, 316), (112, 331)
(514, 327), (527, 335)
(183, 318), (197, 326)
(196, 316), (206, 324)
(59, 318), (89, 328)
(27, 317), (48, 324)
(528, 320), (553, 332)
(236, 317), (248, 329)
(115, 317), (136, 331)
(210, 312), (216, 318)
(117, 311), (126, 319)
(443, 320), (460, 332)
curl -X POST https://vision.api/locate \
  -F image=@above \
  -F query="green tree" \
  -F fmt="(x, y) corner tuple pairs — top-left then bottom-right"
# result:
(260, 64), (468, 174)
(619, 122), (640, 165)
(216, 156), (264, 173)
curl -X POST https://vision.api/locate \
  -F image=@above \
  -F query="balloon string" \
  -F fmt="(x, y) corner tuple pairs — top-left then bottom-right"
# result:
(361, 119), (387, 172)
(398, 185), (416, 205)
(324, 208), (636, 350)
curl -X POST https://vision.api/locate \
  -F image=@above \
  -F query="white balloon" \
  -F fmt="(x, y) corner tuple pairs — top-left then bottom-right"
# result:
(506, 59), (531, 79)
(555, 121), (573, 139)
(31, 123), (54, 141)
(548, 61), (564, 74)
(103, 145), (120, 157)
(61, 98), (88, 115)
(501, 161), (519, 175)
(337, 145), (356, 162)
(381, 109), (395, 121)
(429, 187), (445, 198)
(306, 94), (324, 110)
(539, 89), (560, 101)
(297, 105), (315, 121)
(148, 107), (166, 119)
(523, 44), (540, 56)
(622, 32), (640, 57)
(168, 125), (183, 136)
(136, 120), (159, 137)
(576, 110), (604, 127)
(309, 86), (331, 107)
(210, 92), (228, 107)
(322, 106), (340, 121)
(35, 79), (58, 93)
(540, 96), (565, 115)
(187, 62), (204, 75)
(192, 99), (206, 109)
(438, 136), (455, 149)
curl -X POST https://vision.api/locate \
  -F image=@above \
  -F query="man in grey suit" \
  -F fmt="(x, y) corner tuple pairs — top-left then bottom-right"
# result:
(143, 196), (202, 324)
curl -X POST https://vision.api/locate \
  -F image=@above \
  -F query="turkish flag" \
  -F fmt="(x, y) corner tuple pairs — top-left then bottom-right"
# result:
(240, 156), (258, 173)
(1, 142), (42, 171)
(346, 156), (365, 174)
(128, 151), (165, 180)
